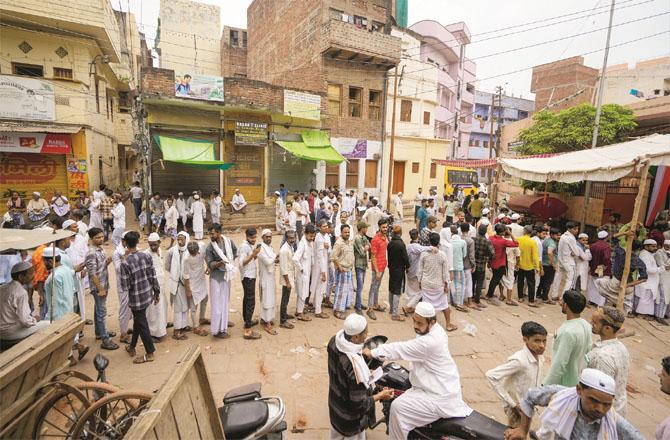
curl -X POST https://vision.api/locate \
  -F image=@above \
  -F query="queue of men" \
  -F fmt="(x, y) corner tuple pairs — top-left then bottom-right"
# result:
(1, 183), (668, 440)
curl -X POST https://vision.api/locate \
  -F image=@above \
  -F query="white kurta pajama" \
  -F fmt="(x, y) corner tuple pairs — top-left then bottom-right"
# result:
(371, 324), (472, 439)
(311, 232), (330, 314)
(66, 233), (88, 320)
(207, 236), (237, 335)
(182, 243), (209, 327)
(574, 245), (592, 292)
(655, 249), (670, 318)
(190, 201), (207, 240)
(231, 193), (247, 212)
(635, 249), (665, 316)
(258, 243), (277, 324)
(112, 244), (132, 335)
(89, 198), (103, 230)
(145, 248), (168, 338)
(165, 243), (192, 330)
(292, 236), (313, 314)
(210, 196), (222, 224)
(175, 198), (188, 226)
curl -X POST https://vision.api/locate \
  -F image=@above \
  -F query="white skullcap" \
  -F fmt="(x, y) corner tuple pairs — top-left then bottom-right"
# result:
(62, 219), (76, 229)
(643, 239), (657, 246)
(398, 192), (403, 196)
(511, 213), (520, 220)
(261, 228), (272, 237)
(579, 368), (616, 395)
(194, 194), (200, 200)
(177, 231), (189, 239)
(33, 191), (40, 196)
(122, 230), (130, 238)
(274, 191), (280, 195)
(11, 261), (32, 274)
(42, 247), (57, 258)
(415, 302), (436, 318)
(192, 191), (198, 194)
(481, 218), (490, 226)
(665, 239), (670, 245)
(498, 214), (506, 220)
(343, 314), (367, 336)
(482, 208), (490, 215)
(578, 233), (588, 239)
(148, 232), (160, 242)
(178, 192), (184, 195)
(598, 230), (609, 239)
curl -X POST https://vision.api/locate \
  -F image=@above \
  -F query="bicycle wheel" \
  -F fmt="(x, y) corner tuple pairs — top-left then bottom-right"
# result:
(69, 390), (153, 439)
(32, 382), (91, 439)
(50, 370), (97, 384)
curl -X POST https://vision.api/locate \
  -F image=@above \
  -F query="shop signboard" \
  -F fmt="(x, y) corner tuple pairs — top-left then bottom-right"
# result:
(175, 72), (224, 101)
(0, 132), (72, 154)
(0, 75), (56, 121)
(235, 122), (268, 146)
(284, 90), (321, 120)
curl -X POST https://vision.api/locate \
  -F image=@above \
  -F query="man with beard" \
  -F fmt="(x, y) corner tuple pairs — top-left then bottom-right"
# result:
(363, 302), (472, 439)
(387, 225), (409, 321)
(205, 224), (237, 339)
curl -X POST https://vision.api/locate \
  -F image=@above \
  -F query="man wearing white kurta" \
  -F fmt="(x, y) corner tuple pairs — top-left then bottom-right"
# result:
(362, 199), (384, 237)
(112, 234), (132, 343)
(145, 233), (168, 339)
(310, 220), (331, 319)
(164, 231), (191, 340)
(293, 224), (315, 321)
(275, 191), (285, 232)
(175, 192), (188, 229)
(182, 241), (209, 336)
(205, 224), (238, 338)
(393, 192), (404, 221)
(636, 239), (668, 322)
(190, 195), (207, 240)
(63, 220), (88, 322)
(258, 229), (278, 334)
(655, 240), (670, 321)
(551, 223), (581, 300)
(364, 302), (472, 439)
(111, 194), (126, 247)
(210, 191), (222, 225)
(231, 189), (247, 214)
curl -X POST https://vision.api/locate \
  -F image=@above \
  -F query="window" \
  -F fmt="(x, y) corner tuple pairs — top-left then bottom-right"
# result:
(230, 30), (239, 47)
(518, 110), (529, 120)
(53, 67), (73, 79)
(109, 96), (114, 121)
(400, 99), (412, 122)
(430, 163), (437, 179)
(371, 21), (384, 32)
(412, 162), (419, 173)
(118, 91), (131, 113)
(364, 160), (378, 188)
(349, 87), (362, 118)
(457, 80), (461, 100)
(328, 84), (342, 117)
(483, 140), (488, 148)
(469, 139), (475, 147)
(353, 15), (368, 27)
(423, 111), (430, 125)
(326, 164), (339, 188)
(346, 161), (359, 188)
(95, 78), (100, 113)
(12, 62), (43, 77)
(368, 90), (381, 121)
(242, 31), (248, 48)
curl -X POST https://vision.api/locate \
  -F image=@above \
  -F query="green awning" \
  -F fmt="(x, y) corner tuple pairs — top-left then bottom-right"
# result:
(275, 130), (345, 164)
(153, 135), (234, 170)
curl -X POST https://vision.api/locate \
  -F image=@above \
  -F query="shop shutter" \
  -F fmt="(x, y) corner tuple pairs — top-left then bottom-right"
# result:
(1, 153), (68, 209)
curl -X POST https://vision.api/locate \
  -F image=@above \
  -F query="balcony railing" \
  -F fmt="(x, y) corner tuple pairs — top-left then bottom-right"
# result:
(322, 19), (401, 66)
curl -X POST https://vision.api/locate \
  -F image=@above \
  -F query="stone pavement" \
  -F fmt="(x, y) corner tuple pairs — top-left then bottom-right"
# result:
(71, 213), (669, 439)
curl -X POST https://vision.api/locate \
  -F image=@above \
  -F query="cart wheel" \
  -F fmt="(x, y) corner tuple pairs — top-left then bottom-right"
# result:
(76, 381), (120, 404)
(32, 382), (91, 439)
(69, 390), (153, 439)
(50, 370), (97, 384)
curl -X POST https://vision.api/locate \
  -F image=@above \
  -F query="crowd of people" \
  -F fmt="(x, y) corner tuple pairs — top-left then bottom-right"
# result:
(1, 182), (668, 439)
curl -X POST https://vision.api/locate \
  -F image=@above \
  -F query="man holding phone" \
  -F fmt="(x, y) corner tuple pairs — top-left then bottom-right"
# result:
(239, 228), (262, 339)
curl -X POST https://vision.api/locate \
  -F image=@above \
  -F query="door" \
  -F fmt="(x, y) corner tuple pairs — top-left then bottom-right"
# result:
(364, 160), (378, 188)
(224, 143), (264, 203)
(392, 161), (405, 194)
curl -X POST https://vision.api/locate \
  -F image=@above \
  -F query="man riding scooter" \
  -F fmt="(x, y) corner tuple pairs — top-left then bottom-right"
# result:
(362, 302), (472, 440)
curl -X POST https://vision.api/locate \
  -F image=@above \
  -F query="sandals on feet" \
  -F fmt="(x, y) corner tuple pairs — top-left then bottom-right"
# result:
(172, 332), (188, 340)
(280, 322), (295, 329)
(314, 312), (330, 319)
(133, 354), (154, 364)
(263, 324), (278, 335)
(446, 324), (458, 332)
(296, 313), (312, 321)
(391, 315), (406, 322)
(243, 331), (261, 340)
(125, 345), (136, 358)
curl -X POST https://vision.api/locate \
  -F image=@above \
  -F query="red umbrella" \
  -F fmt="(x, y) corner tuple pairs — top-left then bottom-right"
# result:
(530, 196), (568, 219)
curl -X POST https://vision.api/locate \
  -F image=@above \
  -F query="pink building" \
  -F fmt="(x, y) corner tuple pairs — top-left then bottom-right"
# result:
(409, 20), (476, 159)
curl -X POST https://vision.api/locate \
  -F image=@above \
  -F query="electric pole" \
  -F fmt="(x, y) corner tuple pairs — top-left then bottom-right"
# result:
(580, 0), (616, 231)
(386, 66), (399, 211)
(487, 91), (496, 187)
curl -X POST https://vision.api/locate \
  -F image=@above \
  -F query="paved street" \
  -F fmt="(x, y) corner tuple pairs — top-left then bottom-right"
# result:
(70, 216), (670, 439)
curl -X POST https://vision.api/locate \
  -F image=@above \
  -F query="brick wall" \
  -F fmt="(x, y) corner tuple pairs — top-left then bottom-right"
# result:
(221, 44), (248, 78)
(140, 67), (175, 96)
(531, 56), (598, 111)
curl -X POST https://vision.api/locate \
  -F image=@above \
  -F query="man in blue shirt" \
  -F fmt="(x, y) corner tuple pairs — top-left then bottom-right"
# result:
(415, 199), (429, 231)
(278, 184), (288, 202)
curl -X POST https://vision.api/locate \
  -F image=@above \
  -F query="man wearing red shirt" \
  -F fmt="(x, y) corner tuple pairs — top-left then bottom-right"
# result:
(307, 190), (316, 223)
(486, 223), (519, 305)
(368, 218), (389, 320)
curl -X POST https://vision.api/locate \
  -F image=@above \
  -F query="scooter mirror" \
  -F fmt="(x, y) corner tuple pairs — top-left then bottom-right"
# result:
(93, 353), (109, 372)
(363, 335), (388, 351)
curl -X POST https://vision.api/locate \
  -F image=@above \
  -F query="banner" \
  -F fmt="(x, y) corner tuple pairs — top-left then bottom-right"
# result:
(0, 132), (72, 154)
(284, 90), (321, 120)
(332, 138), (367, 159)
(175, 72), (224, 101)
(0, 75), (55, 121)
(235, 122), (268, 146)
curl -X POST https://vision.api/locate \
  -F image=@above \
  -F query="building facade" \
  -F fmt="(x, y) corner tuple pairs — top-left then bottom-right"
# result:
(601, 56), (670, 105)
(247, 0), (401, 199)
(470, 90), (533, 177)
(530, 56), (598, 112)
(0, 0), (140, 209)
(221, 26), (248, 78)
(409, 20), (476, 160)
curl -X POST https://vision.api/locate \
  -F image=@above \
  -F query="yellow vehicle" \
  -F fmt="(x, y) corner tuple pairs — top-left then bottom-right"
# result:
(444, 166), (479, 196)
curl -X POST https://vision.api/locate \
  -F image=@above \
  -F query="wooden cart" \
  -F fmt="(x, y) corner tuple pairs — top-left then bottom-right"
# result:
(124, 345), (226, 439)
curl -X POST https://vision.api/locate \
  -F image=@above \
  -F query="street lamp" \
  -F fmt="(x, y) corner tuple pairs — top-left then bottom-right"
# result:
(89, 54), (111, 76)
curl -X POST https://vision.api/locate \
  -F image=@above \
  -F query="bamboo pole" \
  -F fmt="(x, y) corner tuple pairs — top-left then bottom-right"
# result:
(617, 160), (651, 311)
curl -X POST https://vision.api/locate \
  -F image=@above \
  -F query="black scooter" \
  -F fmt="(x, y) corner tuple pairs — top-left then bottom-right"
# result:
(365, 336), (507, 440)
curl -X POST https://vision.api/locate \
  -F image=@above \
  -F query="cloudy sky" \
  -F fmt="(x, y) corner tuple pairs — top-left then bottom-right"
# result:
(122, 0), (669, 98)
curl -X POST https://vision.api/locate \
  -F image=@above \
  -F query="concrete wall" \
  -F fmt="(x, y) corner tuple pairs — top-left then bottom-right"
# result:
(156, 0), (221, 76)
(531, 56), (598, 112)
(602, 56), (670, 105)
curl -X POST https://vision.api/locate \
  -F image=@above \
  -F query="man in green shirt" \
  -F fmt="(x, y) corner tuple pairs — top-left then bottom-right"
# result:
(468, 193), (484, 224)
(353, 221), (370, 316)
(543, 289), (592, 386)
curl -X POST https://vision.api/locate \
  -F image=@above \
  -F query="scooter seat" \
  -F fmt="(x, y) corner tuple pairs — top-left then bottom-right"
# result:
(219, 400), (269, 439)
(223, 382), (262, 404)
(417, 410), (506, 440)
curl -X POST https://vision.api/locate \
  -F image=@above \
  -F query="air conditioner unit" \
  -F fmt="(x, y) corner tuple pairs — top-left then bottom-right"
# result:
(373, 153), (380, 160)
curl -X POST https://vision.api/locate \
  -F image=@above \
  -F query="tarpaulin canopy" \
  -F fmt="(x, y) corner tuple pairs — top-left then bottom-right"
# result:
(153, 135), (234, 170)
(275, 130), (345, 165)
(500, 134), (670, 183)
(508, 195), (569, 219)
(0, 229), (74, 252)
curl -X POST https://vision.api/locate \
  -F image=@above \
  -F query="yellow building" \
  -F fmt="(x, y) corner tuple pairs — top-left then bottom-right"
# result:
(0, 0), (140, 208)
